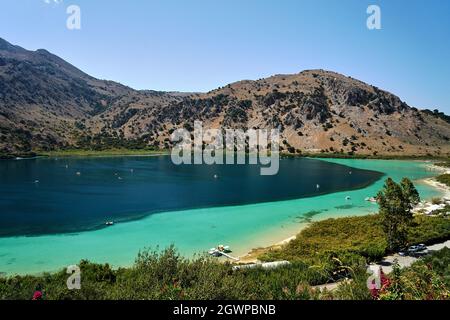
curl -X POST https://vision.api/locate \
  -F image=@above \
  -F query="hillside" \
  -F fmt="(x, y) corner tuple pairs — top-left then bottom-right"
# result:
(0, 37), (181, 153)
(1, 37), (449, 157)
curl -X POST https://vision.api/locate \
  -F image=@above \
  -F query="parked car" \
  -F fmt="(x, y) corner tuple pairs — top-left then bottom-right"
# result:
(417, 244), (427, 251)
(408, 245), (420, 254)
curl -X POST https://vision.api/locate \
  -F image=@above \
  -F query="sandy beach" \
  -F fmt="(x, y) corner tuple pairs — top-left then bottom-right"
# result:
(423, 178), (450, 198)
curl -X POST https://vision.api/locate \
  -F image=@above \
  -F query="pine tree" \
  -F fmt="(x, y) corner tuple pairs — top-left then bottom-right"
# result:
(377, 178), (420, 251)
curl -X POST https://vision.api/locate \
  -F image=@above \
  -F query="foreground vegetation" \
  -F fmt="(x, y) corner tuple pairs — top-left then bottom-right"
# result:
(335, 247), (450, 300)
(1, 213), (449, 300)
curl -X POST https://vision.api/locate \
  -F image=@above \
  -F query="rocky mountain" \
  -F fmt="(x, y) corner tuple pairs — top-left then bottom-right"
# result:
(1, 37), (449, 157)
(0, 37), (181, 153)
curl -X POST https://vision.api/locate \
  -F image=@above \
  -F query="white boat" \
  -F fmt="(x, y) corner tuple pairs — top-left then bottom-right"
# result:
(208, 245), (231, 256)
(208, 245), (239, 260)
(365, 197), (377, 203)
(105, 221), (114, 226)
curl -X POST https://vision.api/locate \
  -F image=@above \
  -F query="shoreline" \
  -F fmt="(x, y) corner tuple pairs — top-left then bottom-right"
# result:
(237, 161), (450, 264)
(422, 178), (450, 198)
(2, 148), (449, 161)
(38, 149), (169, 158)
(422, 163), (450, 199)
(0, 149), (169, 160)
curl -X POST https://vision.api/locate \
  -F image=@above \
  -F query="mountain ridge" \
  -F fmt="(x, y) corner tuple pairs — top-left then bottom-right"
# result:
(1, 37), (449, 157)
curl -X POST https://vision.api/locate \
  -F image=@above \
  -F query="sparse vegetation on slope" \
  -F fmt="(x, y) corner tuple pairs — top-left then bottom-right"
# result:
(1, 38), (450, 157)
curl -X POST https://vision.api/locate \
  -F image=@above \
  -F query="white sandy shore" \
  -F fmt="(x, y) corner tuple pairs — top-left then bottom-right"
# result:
(276, 235), (297, 245)
(416, 164), (450, 214)
(422, 178), (450, 199)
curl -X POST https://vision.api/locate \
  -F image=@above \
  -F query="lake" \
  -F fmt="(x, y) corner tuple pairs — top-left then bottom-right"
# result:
(0, 156), (382, 237)
(0, 157), (442, 275)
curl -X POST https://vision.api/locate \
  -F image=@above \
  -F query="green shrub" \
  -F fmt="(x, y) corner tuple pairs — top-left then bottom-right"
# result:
(408, 215), (450, 245)
(260, 214), (450, 265)
(259, 215), (387, 264)
(436, 174), (450, 187)
(379, 248), (450, 300)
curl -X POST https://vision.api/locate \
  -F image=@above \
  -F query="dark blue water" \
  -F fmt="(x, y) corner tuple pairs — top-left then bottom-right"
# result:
(0, 156), (383, 237)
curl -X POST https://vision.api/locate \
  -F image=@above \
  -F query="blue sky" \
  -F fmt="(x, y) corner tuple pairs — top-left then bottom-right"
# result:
(1, 0), (449, 113)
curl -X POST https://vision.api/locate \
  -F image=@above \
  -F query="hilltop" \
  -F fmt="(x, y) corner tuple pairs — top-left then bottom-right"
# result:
(1, 37), (449, 157)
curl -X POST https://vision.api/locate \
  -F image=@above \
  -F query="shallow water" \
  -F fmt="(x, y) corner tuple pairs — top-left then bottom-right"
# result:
(0, 157), (442, 275)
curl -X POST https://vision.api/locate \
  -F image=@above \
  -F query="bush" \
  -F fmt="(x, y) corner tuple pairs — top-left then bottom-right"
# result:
(407, 215), (450, 245)
(436, 174), (450, 187)
(0, 247), (330, 300)
(259, 215), (387, 264)
(259, 214), (450, 265)
(379, 248), (450, 300)
(333, 248), (450, 300)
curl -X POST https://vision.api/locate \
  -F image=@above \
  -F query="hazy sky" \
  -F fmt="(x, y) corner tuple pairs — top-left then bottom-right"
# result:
(1, 0), (449, 113)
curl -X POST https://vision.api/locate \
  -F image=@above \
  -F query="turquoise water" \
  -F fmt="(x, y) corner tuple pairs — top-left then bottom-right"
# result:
(0, 158), (442, 276)
(0, 156), (381, 237)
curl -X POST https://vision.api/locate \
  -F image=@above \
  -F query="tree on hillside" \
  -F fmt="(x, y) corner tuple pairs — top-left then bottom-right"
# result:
(400, 178), (420, 207)
(377, 178), (420, 251)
